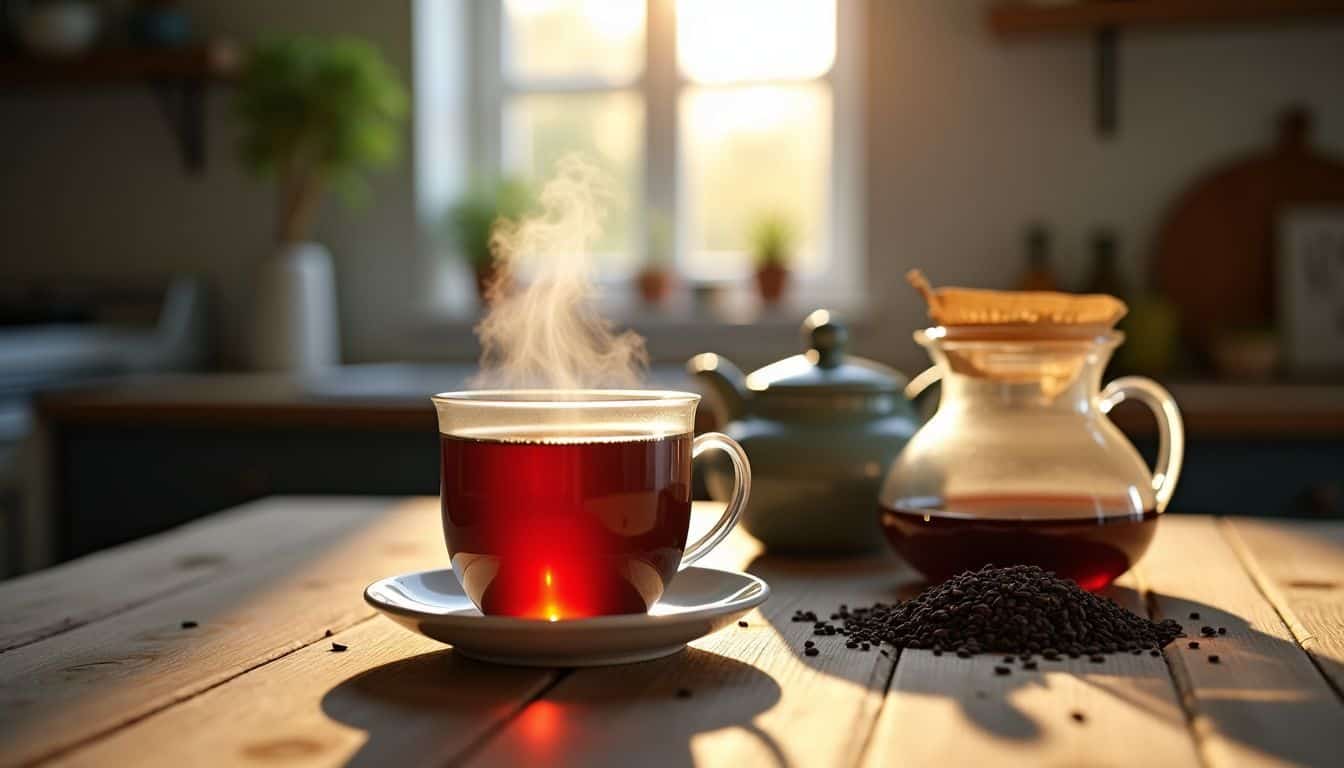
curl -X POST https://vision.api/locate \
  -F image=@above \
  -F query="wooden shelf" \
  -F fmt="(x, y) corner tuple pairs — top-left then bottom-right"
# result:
(0, 41), (241, 172)
(0, 41), (240, 86)
(989, 0), (1344, 39)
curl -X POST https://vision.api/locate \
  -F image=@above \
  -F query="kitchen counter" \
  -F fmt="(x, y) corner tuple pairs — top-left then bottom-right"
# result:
(1, 497), (1342, 766)
(34, 367), (1344, 437)
(25, 368), (1344, 571)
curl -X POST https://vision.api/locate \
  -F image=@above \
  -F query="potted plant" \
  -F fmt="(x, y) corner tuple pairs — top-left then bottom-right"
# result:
(235, 36), (406, 371)
(750, 212), (795, 306)
(446, 179), (531, 304)
(18, 0), (101, 57)
(636, 211), (675, 307)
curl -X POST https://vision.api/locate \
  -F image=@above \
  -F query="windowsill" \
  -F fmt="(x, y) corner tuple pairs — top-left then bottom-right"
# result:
(403, 285), (872, 368)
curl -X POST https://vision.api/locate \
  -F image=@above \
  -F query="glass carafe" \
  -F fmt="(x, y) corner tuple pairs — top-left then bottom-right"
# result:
(879, 326), (1183, 590)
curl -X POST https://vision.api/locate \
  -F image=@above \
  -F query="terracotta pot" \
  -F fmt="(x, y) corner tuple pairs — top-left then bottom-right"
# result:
(474, 263), (508, 305)
(755, 264), (790, 305)
(1211, 333), (1279, 381)
(637, 268), (674, 305)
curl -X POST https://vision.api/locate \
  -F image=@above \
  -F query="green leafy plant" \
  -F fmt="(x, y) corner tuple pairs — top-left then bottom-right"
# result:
(235, 36), (408, 244)
(750, 211), (796, 269)
(446, 179), (533, 270)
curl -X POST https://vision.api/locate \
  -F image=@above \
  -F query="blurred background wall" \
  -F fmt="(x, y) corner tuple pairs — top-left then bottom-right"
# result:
(861, 0), (1344, 370)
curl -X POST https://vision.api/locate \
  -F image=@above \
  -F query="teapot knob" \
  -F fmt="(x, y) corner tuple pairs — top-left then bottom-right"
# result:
(803, 309), (847, 369)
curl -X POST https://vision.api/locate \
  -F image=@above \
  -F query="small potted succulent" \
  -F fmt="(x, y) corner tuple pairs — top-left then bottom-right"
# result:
(750, 211), (795, 306)
(636, 211), (675, 307)
(446, 178), (531, 304)
(236, 35), (407, 371)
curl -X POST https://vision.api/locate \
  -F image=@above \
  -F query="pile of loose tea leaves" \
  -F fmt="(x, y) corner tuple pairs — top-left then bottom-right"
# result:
(803, 564), (1183, 657)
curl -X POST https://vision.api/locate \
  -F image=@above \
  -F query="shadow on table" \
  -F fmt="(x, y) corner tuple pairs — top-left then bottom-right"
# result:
(748, 555), (1344, 764)
(321, 647), (784, 768)
(1075, 594), (1344, 767)
(1121, 593), (1344, 766)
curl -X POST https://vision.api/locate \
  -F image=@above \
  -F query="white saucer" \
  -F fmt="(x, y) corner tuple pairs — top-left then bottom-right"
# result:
(364, 566), (770, 667)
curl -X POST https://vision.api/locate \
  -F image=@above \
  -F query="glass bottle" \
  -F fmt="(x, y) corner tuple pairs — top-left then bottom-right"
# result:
(1017, 223), (1059, 292)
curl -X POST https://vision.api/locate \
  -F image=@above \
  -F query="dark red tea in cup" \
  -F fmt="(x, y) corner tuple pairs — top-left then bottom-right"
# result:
(441, 432), (693, 619)
(433, 389), (751, 620)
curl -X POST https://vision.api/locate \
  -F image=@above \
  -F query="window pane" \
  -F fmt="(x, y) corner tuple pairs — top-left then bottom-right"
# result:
(503, 92), (644, 274)
(503, 0), (645, 83)
(680, 84), (830, 280)
(677, 0), (835, 84)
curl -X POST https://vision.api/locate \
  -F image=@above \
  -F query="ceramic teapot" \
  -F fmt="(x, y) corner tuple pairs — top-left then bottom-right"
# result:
(688, 310), (918, 553)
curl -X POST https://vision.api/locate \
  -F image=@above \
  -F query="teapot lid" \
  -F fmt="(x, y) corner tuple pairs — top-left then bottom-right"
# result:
(745, 310), (907, 396)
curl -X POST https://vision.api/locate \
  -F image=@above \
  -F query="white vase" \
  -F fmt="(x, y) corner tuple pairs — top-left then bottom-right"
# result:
(251, 242), (340, 372)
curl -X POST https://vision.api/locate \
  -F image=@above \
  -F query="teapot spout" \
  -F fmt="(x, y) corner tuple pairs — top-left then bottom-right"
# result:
(686, 353), (748, 424)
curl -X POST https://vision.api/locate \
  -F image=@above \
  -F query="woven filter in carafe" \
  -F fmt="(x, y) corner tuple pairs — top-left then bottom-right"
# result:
(907, 271), (1128, 393)
(906, 270), (1127, 328)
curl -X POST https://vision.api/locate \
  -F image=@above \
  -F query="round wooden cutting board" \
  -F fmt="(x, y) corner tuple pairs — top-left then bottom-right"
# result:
(1153, 108), (1344, 356)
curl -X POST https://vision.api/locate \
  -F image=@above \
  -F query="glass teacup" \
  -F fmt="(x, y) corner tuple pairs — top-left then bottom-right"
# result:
(432, 389), (751, 618)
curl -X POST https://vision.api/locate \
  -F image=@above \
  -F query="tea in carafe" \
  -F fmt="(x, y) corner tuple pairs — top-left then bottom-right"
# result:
(880, 495), (1159, 592)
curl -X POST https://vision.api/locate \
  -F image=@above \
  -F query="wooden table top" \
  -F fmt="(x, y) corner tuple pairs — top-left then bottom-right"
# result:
(1, 498), (1342, 767)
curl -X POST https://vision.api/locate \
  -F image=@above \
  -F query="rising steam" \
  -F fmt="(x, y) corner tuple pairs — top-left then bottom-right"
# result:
(471, 155), (648, 390)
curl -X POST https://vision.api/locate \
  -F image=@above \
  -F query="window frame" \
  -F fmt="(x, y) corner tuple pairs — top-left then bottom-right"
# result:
(466, 0), (865, 309)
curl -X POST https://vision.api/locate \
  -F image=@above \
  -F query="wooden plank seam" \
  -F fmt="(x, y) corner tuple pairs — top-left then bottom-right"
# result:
(1216, 517), (1343, 707)
(437, 670), (575, 767)
(27, 613), (383, 766)
(1132, 557), (1216, 768)
(854, 647), (903, 766)
(0, 573), (217, 656)
(1216, 519), (1318, 649)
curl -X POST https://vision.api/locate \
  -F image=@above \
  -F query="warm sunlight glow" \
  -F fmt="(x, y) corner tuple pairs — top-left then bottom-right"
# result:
(503, 92), (643, 272)
(681, 84), (830, 279)
(746, 354), (816, 392)
(505, 0), (561, 17)
(581, 0), (645, 42)
(677, 0), (836, 84)
(543, 567), (560, 621)
(518, 700), (567, 756)
(504, 0), (645, 83)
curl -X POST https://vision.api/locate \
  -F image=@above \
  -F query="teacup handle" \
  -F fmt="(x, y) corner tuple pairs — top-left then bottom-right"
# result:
(1099, 376), (1185, 513)
(681, 432), (752, 569)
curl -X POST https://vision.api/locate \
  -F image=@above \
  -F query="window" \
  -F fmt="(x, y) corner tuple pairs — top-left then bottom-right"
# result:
(498, 0), (646, 272)
(458, 0), (861, 303)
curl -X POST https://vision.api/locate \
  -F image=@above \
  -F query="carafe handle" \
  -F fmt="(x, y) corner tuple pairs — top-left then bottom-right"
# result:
(681, 433), (752, 569)
(1099, 377), (1185, 513)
